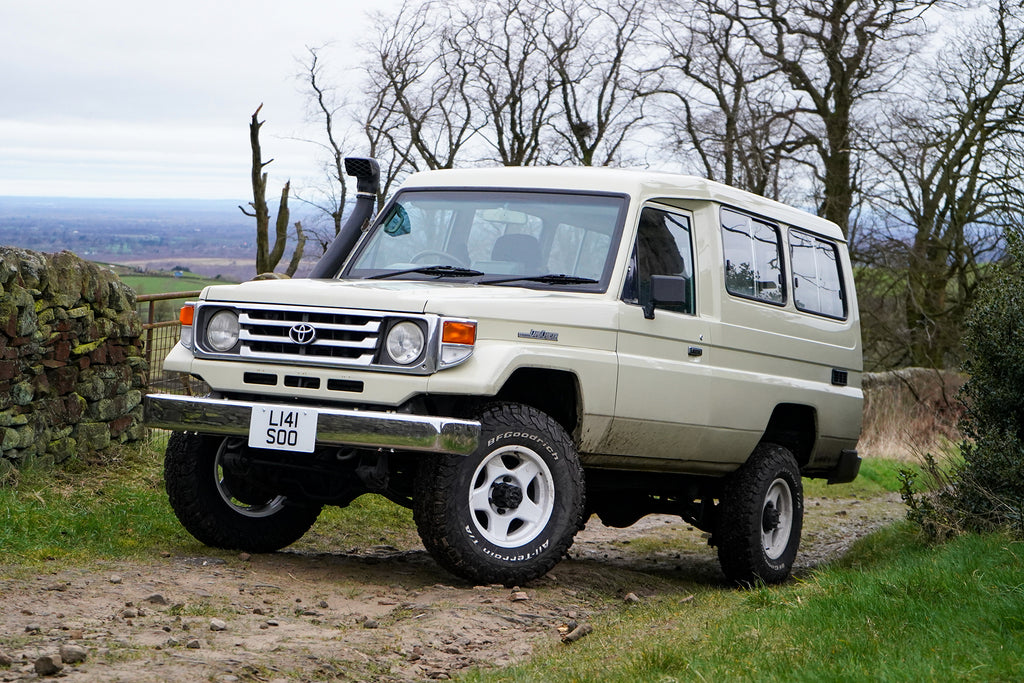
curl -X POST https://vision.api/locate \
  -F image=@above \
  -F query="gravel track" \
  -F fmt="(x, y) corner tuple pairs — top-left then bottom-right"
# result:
(0, 493), (903, 682)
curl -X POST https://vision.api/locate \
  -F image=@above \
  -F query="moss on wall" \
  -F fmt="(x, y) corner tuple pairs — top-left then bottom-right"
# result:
(0, 248), (147, 481)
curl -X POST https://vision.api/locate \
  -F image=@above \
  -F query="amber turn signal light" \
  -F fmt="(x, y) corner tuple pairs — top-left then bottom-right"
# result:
(442, 320), (476, 345)
(179, 304), (195, 326)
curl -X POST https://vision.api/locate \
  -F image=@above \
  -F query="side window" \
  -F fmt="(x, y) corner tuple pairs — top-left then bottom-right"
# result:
(790, 229), (847, 319)
(623, 207), (695, 315)
(721, 208), (785, 305)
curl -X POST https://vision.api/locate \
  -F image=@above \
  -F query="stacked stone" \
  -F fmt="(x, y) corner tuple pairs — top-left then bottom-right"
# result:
(0, 247), (147, 478)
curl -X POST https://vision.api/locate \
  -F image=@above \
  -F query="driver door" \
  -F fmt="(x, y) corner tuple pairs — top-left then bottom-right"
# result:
(606, 205), (712, 463)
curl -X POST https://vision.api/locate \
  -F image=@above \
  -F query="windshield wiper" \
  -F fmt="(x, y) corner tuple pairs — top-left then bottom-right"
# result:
(479, 273), (599, 286)
(368, 265), (484, 280)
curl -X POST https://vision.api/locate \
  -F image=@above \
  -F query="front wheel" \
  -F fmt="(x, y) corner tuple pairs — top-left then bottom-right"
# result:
(164, 432), (322, 553)
(413, 403), (585, 586)
(715, 443), (803, 586)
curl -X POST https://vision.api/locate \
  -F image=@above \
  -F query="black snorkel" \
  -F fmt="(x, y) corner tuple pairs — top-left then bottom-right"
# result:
(308, 157), (380, 279)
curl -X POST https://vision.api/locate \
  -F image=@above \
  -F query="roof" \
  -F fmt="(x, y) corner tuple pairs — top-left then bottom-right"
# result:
(399, 166), (845, 242)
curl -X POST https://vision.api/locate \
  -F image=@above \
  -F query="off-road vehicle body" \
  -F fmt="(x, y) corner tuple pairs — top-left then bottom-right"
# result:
(146, 159), (862, 586)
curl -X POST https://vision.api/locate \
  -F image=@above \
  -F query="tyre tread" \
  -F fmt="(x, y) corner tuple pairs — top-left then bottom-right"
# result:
(164, 432), (321, 553)
(715, 442), (803, 586)
(413, 403), (585, 585)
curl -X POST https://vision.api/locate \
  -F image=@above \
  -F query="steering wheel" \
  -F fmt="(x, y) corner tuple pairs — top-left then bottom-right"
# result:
(411, 250), (468, 267)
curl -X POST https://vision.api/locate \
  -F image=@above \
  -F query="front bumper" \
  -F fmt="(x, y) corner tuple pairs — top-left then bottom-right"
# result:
(144, 394), (480, 456)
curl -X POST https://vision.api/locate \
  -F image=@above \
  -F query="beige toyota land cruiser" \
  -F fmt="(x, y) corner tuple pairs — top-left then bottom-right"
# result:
(146, 159), (862, 586)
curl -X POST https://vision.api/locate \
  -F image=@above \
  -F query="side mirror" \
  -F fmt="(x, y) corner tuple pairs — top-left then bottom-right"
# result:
(644, 275), (690, 319)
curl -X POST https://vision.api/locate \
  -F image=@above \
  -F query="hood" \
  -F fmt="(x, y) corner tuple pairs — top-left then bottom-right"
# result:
(200, 278), (604, 317)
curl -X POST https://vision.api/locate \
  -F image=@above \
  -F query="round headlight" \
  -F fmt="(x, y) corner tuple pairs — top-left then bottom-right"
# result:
(385, 321), (425, 365)
(206, 310), (240, 352)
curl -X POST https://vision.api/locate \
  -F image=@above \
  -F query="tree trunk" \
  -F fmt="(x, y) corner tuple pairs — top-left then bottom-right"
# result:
(239, 105), (298, 276)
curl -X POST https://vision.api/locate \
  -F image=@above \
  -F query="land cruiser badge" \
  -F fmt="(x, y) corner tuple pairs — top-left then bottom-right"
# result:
(517, 329), (559, 342)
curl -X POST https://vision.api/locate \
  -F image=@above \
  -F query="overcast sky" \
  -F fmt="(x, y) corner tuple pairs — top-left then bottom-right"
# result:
(0, 1), (399, 200)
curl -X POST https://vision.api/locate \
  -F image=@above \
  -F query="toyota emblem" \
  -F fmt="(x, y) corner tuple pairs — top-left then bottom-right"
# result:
(288, 323), (317, 345)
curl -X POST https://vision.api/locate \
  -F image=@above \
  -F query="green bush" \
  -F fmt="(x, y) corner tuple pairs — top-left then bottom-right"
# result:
(904, 235), (1024, 536)
(956, 235), (1024, 532)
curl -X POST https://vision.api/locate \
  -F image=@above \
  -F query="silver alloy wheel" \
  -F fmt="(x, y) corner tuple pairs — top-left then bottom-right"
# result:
(213, 438), (287, 518)
(761, 477), (794, 560)
(468, 445), (555, 548)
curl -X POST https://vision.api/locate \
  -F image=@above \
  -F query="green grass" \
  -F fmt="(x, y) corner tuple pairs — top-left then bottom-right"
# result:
(804, 455), (919, 499)
(0, 443), (192, 568)
(293, 494), (418, 551)
(0, 437), (418, 572)
(464, 525), (1024, 682)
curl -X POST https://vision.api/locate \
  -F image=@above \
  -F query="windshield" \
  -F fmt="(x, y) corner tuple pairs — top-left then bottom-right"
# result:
(345, 189), (627, 291)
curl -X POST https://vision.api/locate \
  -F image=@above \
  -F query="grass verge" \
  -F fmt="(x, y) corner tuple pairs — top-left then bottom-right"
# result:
(0, 437), (417, 572)
(0, 443), (190, 568)
(803, 455), (919, 500)
(464, 524), (1024, 682)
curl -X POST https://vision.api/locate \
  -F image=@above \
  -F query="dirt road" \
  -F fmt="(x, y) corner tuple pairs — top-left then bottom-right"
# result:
(0, 493), (902, 682)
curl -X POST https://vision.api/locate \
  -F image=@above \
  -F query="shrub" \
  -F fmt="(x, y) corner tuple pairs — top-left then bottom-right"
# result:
(903, 235), (1024, 537)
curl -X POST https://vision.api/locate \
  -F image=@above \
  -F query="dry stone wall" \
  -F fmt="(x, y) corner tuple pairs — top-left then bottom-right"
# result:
(0, 247), (147, 479)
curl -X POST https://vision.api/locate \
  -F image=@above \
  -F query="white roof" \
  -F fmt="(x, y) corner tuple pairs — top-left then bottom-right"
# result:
(399, 166), (845, 242)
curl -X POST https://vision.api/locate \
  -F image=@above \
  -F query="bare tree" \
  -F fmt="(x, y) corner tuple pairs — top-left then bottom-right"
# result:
(861, 0), (1024, 368)
(300, 46), (350, 244)
(362, 1), (480, 174)
(457, 0), (559, 165)
(306, 0), (654, 195)
(238, 105), (306, 276)
(299, 25), (419, 236)
(358, 73), (414, 206)
(542, 0), (649, 166)
(717, 0), (937, 236)
(648, 0), (809, 198)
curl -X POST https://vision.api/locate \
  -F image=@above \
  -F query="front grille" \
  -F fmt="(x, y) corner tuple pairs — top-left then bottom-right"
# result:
(230, 306), (383, 366)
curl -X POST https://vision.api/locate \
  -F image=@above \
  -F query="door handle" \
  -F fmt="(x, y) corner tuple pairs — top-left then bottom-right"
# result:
(688, 346), (703, 357)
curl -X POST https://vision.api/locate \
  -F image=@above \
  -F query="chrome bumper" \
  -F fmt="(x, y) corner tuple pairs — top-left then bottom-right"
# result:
(144, 394), (480, 456)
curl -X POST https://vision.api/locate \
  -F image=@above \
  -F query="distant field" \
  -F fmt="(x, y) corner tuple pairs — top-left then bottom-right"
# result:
(0, 196), (311, 283)
(117, 270), (233, 327)
(115, 256), (265, 282)
(119, 271), (234, 296)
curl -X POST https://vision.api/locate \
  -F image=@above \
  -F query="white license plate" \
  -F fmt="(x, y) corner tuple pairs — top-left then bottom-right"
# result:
(248, 406), (318, 453)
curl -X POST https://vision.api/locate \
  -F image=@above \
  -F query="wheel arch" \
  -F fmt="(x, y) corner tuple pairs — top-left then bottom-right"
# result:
(493, 367), (582, 439)
(761, 403), (817, 468)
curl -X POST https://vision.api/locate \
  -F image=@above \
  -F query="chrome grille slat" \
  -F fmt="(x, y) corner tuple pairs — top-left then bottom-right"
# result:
(309, 338), (379, 349)
(238, 331), (379, 349)
(238, 313), (380, 333)
(240, 348), (377, 365)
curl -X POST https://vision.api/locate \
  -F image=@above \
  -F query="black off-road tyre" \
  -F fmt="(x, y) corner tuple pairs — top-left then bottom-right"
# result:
(715, 443), (803, 586)
(413, 403), (586, 586)
(164, 432), (322, 553)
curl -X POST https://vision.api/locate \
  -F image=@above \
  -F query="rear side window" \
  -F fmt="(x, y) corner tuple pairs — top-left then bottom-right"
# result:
(721, 208), (785, 305)
(790, 229), (847, 319)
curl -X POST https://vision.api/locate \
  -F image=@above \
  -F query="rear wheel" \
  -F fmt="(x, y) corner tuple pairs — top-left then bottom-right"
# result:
(715, 443), (803, 586)
(164, 432), (322, 552)
(414, 403), (585, 586)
